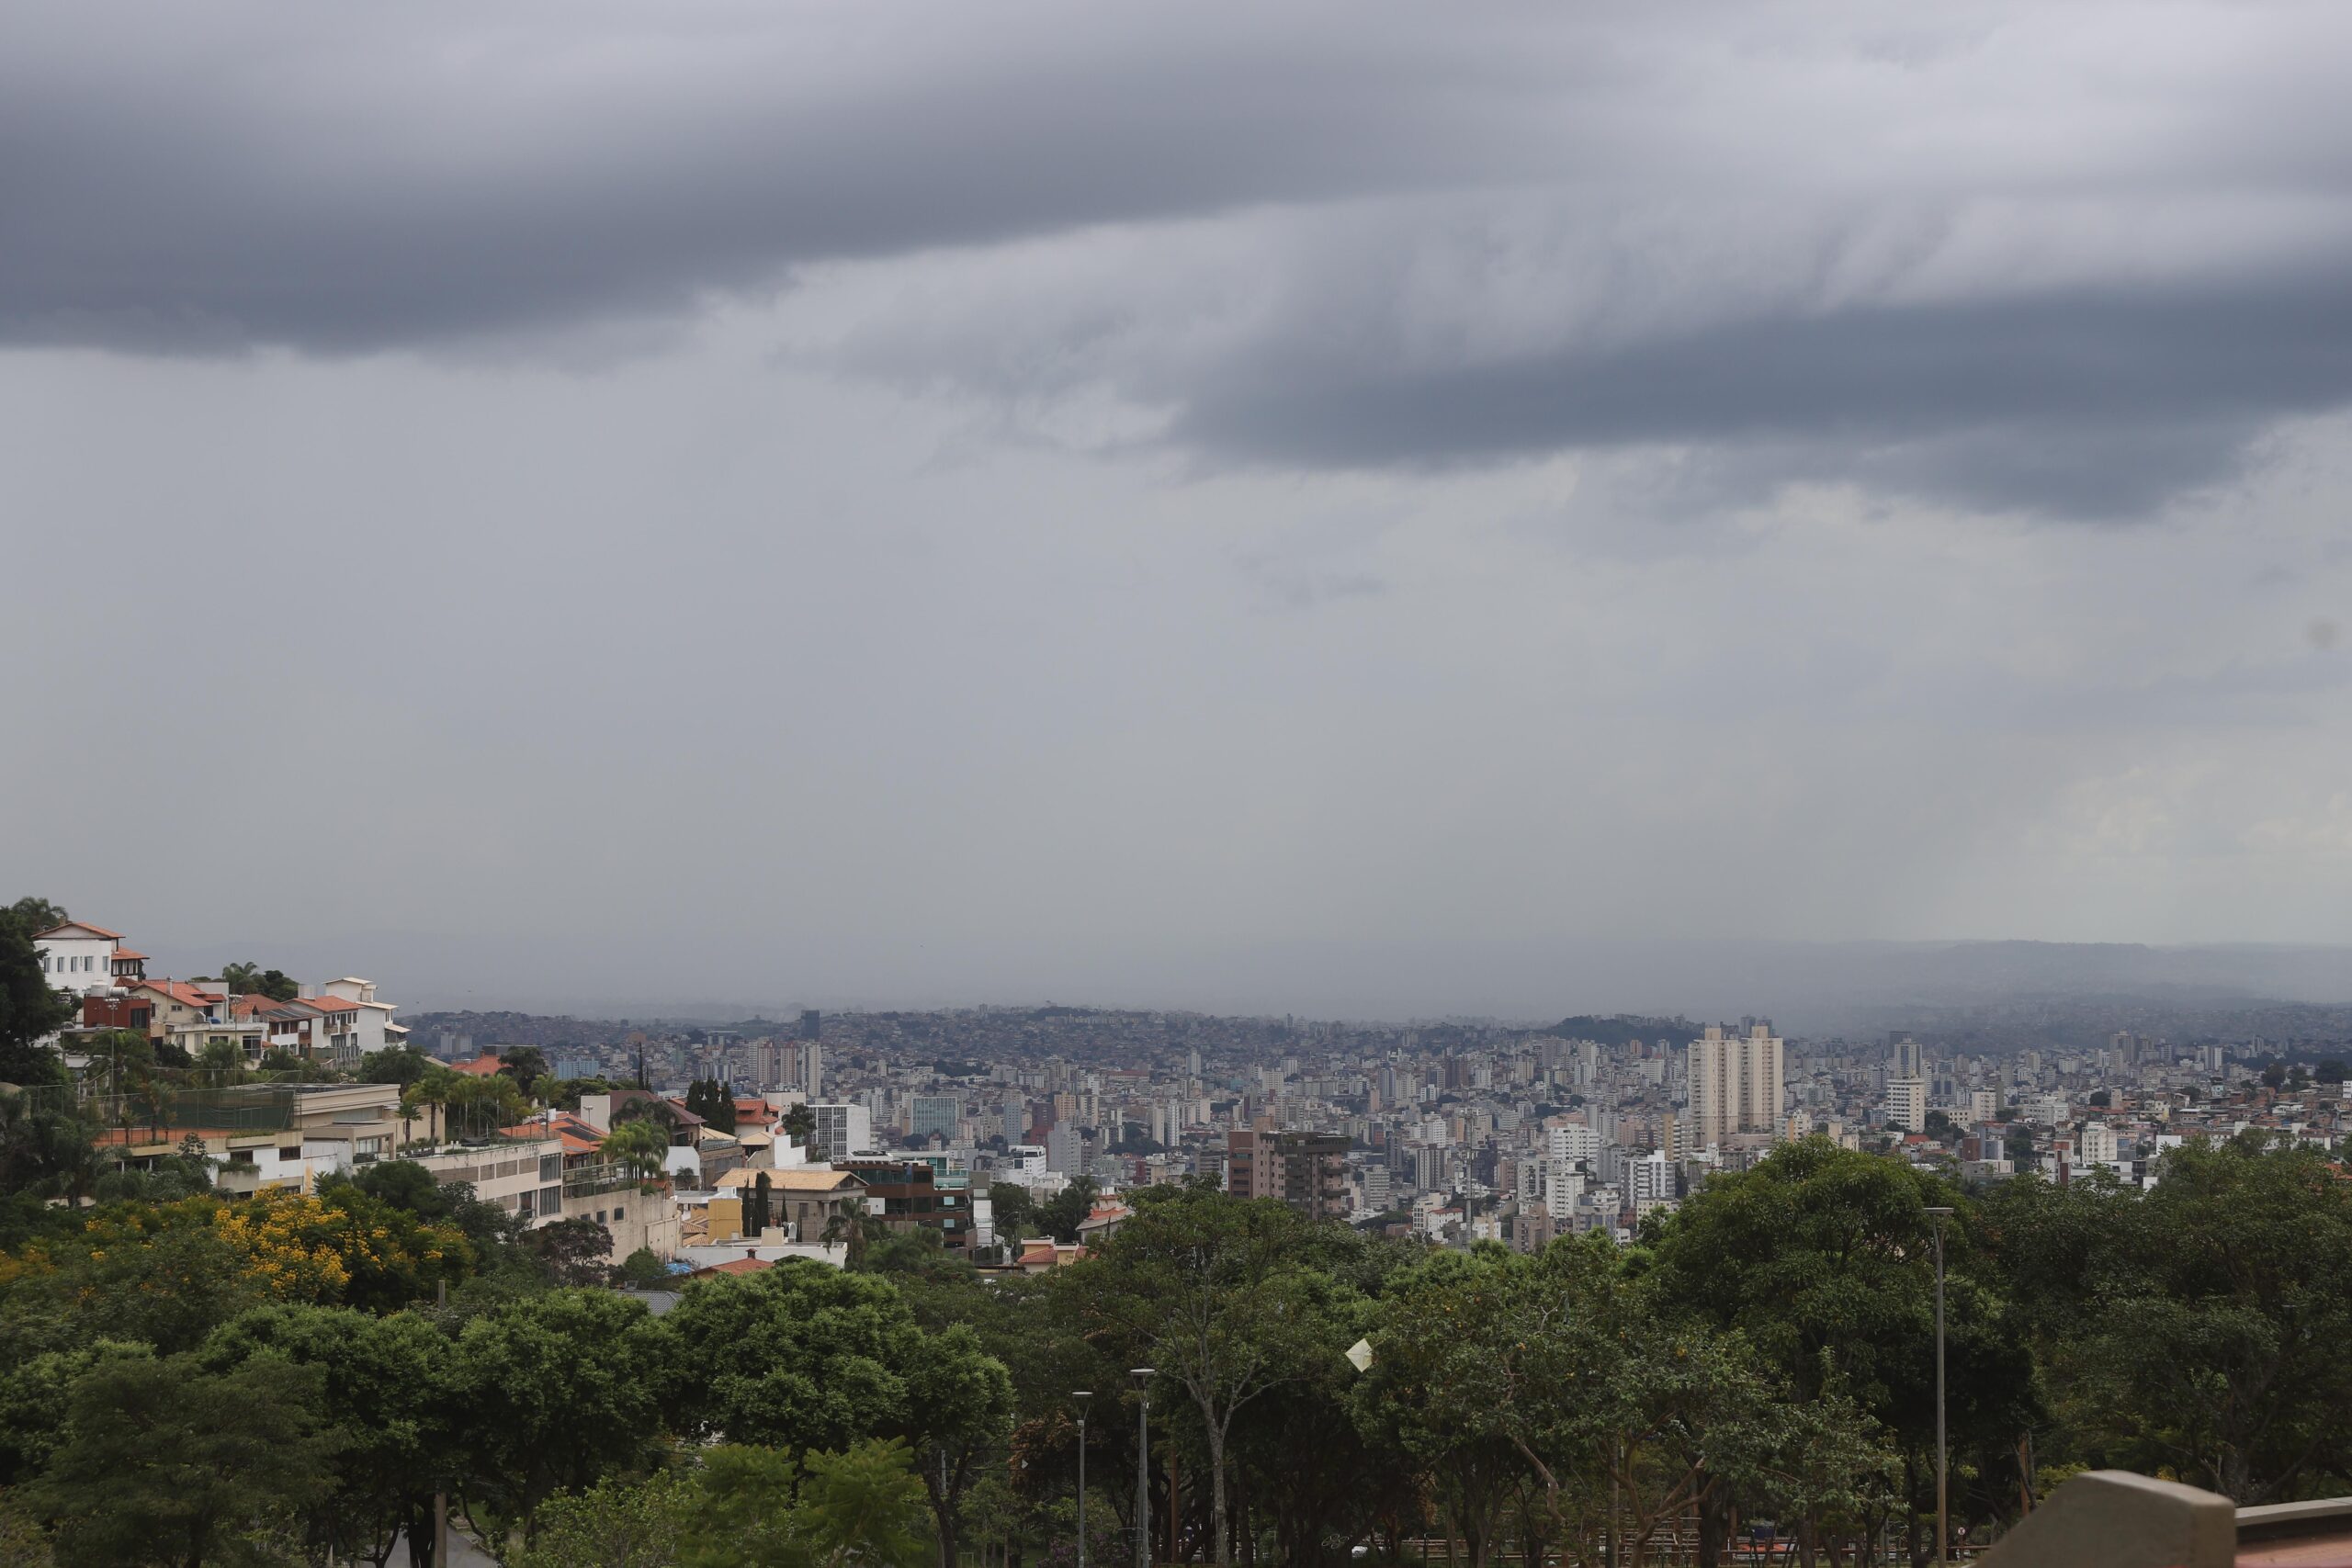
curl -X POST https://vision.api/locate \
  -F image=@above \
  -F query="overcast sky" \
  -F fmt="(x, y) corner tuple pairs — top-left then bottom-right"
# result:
(6, 1), (2352, 1017)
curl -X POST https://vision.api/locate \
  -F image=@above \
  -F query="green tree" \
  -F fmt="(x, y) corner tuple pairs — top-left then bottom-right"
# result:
(1647, 1138), (2033, 1562)
(662, 1261), (1012, 1567)
(507, 1441), (933, 1568)
(1035, 1176), (1098, 1244)
(506, 1470), (686, 1568)
(781, 1103), (815, 1149)
(987, 1182), (1035, 1247)
(1067, 1186), (1327, 1567)
(603, 1120), (671, 1184)
(684, 1081), (737, 1134)
(26, 1349), (335, 1568)
(613, 1248), (672, 1290)
(0, 1341), (153, 1489)
(1992, 1135), (2352, 1503)
(792, 1440), (934, 1568)
(0, 1218), (266, 1359)
(523, 1216), (615, 1288)
(441, 1072), (528, 1140)
(201, 1304), (458, 1568)
(453, 1290), (676, 1539)
(0, 915), (74, 1088)
(359, 1045), (435, 1089)
(0, 899), (67, 940)
(219, 963), (300, 1004)
(198, 1038), (248, 1074)
(0, 1090), (100, 1202)
(499, 1048), (552, 1093)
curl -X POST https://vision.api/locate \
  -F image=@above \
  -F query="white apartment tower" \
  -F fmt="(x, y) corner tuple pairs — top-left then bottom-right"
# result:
(1886, 1077), (1928, 1134)
(1688, 1023), (1785, 1149)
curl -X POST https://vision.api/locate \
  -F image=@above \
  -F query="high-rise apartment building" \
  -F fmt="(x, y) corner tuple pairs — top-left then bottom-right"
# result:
(1885, 1077), (1928, 1134)
(909, 1095), (961, 1145)
(1546, 1123), (1601, 1166)
(1688, 1023), (1785, 1149)
(808, 1103), (872, 1163)
(1226, 1128), (1350, 1219)
(1889, 1034), (1924, 1080)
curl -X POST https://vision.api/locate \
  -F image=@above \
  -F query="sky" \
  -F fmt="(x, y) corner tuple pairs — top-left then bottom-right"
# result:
(6, 1), (2352, 1018)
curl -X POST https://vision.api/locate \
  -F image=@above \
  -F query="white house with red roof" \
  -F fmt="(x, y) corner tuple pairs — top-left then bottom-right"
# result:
(34, 921), (142, 995)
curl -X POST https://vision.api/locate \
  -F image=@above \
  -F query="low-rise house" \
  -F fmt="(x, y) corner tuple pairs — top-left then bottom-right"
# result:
(125, 1081), (406, 1190)
(705, 1167), (866, 1245)
(33, 922), (138, 994)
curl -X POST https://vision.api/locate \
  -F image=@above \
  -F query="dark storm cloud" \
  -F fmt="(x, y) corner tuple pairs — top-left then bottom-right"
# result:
(1174, 274), (2352, 516)
(0, 5), (1547, 351)
(8, 1), (2352, 516)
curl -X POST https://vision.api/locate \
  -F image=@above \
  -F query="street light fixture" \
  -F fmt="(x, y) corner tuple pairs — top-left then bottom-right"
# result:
(1131, 1369), (1155, 1568)
(1072, 1390), (1095, 1568)
(1925, 1206), (1955, 1566)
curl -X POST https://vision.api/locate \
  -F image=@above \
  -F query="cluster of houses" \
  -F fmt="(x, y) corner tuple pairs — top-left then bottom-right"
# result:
(34, 918), (401, 1068)
(29, 916), (1135, 1280)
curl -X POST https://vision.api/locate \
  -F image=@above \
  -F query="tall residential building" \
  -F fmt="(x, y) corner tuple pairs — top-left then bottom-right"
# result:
(909, 1095), (961, 1144)
(1886, 1077), (1928, 1134)
(1890, 1034), (1925, 1081)
(808, 1103), (873, 1163)
(1226, 1126), (1346, 1217)
(1688, 1023), (1785, 1149)
(1630, 1149), (1680, 1205)
(1546, 1123), (1601, 1166)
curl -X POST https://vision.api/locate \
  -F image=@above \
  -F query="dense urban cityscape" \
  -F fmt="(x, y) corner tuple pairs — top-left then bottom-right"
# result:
(6, 897), (2352, 1567)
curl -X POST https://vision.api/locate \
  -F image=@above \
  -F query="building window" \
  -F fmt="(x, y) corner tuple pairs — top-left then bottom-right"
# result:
(613, 1204), (625, 1220)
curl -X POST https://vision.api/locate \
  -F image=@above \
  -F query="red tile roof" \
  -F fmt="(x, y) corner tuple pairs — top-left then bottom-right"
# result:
(136, 980), (223, 1010)
(690, 1258), (774, 1278)
(449, 1055), (507, 1077)
(37, 922), (121, 941)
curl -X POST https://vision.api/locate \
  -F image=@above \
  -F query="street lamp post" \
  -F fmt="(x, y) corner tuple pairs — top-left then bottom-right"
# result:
(1073, 1390), (1095, 1568)
(1132, 1369), (1155, 1568)
(1926, 1206), (1955, 1566)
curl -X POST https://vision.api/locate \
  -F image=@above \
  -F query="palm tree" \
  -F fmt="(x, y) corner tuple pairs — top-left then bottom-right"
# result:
(819, 1197), (887, 1268)
(603, 1119), (670, 1186)
(407, 1068), (454, 1149)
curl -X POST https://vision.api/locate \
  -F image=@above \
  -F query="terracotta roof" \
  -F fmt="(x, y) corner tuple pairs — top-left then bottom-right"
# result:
(111, 949), (147, 961)
(714, 1168), (861, 1192)
(136, 980), (223, 1010)
(690, 1258), (774, 1278)
(448, 1055), (506, 1077)
(36, 922), (121, 941)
